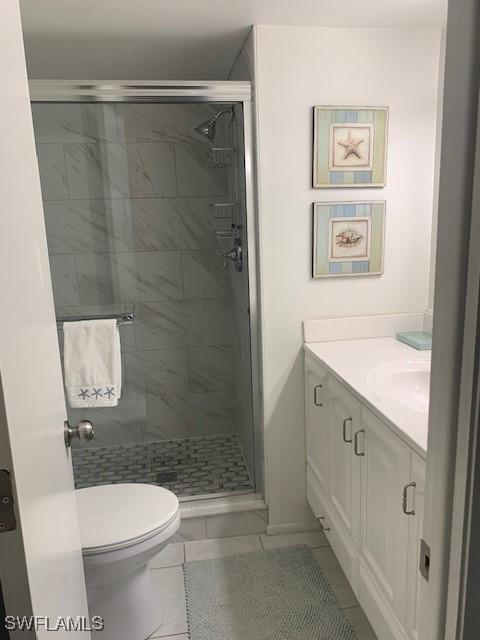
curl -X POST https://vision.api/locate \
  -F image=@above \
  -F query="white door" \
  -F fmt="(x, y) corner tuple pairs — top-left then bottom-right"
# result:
(359, 406), (411, 624)
(305, 358), (329, 495)
(405, 452), (426, 640)
(0, 2), (90, 637)
(328, 377), (361, 545)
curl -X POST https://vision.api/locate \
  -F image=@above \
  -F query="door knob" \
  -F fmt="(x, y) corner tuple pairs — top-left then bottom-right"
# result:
(64, 420), (94, 448)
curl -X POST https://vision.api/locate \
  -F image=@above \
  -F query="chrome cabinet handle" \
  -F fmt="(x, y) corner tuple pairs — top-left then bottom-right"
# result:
(64, 420), (94, 448)
(402, 481), (416, 516)
(316, 516), (330, 532)
(342, 417), (353, 443)
(314, 384), (323, 406)
(354, 429), (365, 456)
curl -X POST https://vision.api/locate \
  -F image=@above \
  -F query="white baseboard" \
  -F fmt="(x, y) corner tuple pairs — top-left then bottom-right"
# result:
(266, 521), (319, 535)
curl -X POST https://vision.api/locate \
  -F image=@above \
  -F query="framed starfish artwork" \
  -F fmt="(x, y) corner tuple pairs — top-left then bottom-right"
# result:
(313, 106), (388, 188)
(312, 201), (385, 277)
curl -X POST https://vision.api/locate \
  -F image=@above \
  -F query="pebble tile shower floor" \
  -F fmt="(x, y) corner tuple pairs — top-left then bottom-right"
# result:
(72, 434), (253, 498)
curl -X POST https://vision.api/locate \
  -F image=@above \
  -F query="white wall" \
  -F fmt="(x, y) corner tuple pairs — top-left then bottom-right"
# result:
(19, 0), (447, 80)
(251, 25), (442, 527)
(428, 28), (447, 310)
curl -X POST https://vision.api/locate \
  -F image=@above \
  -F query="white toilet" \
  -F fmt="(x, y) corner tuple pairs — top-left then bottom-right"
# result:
(76, 483), (181, 640)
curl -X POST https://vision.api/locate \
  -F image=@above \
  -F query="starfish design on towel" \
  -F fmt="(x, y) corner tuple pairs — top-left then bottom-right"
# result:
(104, 387), (115, 399)
(78, 388), (90, 400)
(91, 388), (103, 399)
(337, 129), (365, 160)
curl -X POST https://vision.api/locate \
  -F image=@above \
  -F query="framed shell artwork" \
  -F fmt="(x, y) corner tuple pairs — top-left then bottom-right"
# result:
(312, 201), (385, 278)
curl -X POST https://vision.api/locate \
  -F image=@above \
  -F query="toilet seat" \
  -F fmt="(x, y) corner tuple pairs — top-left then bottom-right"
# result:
(77, 484), (180, 555)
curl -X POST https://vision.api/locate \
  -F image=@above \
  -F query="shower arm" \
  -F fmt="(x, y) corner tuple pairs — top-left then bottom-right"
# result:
(194, 106), (235, 142)
(214, 108), (234, 121)
(208, 108), (235, 129)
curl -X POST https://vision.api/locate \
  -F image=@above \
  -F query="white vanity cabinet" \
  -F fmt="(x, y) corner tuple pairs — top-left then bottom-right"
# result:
(304, 352), (426, 640)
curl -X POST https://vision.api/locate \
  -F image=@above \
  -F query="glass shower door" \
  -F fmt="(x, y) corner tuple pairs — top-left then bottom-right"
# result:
(32, 99), (256, 499)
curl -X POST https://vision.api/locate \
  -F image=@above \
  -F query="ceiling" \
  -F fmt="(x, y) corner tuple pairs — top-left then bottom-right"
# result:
(20, 0), (448, 80)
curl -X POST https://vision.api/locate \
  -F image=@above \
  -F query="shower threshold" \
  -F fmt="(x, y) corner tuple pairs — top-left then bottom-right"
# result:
(72, 433), (254, 500)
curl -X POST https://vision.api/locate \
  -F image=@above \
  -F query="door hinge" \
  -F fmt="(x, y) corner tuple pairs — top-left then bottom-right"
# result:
(420, 537), (430, 582)
(0, 469), (16, 532)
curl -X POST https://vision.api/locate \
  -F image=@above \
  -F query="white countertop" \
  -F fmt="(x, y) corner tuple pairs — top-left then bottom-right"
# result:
(304, 337), (430, 458)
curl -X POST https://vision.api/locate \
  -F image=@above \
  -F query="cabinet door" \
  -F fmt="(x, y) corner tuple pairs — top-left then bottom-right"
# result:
(405, 452), (426, 640)
(305, 357), (329, 495)
(328, 377), (361, 544)
(359, 406), (411, 623)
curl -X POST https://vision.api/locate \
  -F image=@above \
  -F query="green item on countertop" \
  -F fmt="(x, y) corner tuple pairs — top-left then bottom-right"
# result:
(396, 331), (432, 350)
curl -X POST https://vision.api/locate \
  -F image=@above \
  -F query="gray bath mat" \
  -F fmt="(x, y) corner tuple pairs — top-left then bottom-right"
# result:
(184, 545), (357, 640)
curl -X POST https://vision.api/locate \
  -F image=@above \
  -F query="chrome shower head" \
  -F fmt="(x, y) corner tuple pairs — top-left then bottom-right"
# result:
(194, 108), (233, 142)
(194, 118), (217, 141)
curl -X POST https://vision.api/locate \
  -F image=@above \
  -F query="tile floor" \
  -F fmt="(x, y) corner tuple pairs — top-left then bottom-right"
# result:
(147, 530), (377, 640)
(73, 434), (253, 498)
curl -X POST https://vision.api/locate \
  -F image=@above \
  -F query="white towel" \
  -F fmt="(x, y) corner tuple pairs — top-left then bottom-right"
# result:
(63, 319), (121, 408)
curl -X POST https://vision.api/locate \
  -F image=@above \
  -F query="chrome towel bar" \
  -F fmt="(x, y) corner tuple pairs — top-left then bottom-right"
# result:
(56, 312), (135, 328)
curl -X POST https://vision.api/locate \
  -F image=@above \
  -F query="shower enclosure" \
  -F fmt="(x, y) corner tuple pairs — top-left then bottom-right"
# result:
(30, 81), (261, 501)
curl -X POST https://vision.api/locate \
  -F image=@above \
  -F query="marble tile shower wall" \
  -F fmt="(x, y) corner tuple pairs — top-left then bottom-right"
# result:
(32, 103), (238, 448)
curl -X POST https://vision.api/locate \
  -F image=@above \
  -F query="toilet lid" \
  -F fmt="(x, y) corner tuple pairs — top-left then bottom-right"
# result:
(76, 484), (179, 552)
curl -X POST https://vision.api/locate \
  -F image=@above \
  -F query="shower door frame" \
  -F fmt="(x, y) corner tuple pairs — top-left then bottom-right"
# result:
(29, 80), (264, 498)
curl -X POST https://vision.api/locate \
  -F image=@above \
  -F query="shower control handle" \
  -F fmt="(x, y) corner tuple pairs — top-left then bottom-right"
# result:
(223, 239), (243, 272)
(64, 420), (94, 448)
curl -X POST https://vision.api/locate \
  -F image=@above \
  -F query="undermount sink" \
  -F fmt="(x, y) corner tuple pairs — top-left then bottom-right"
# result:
(368, 360), (430, 414)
